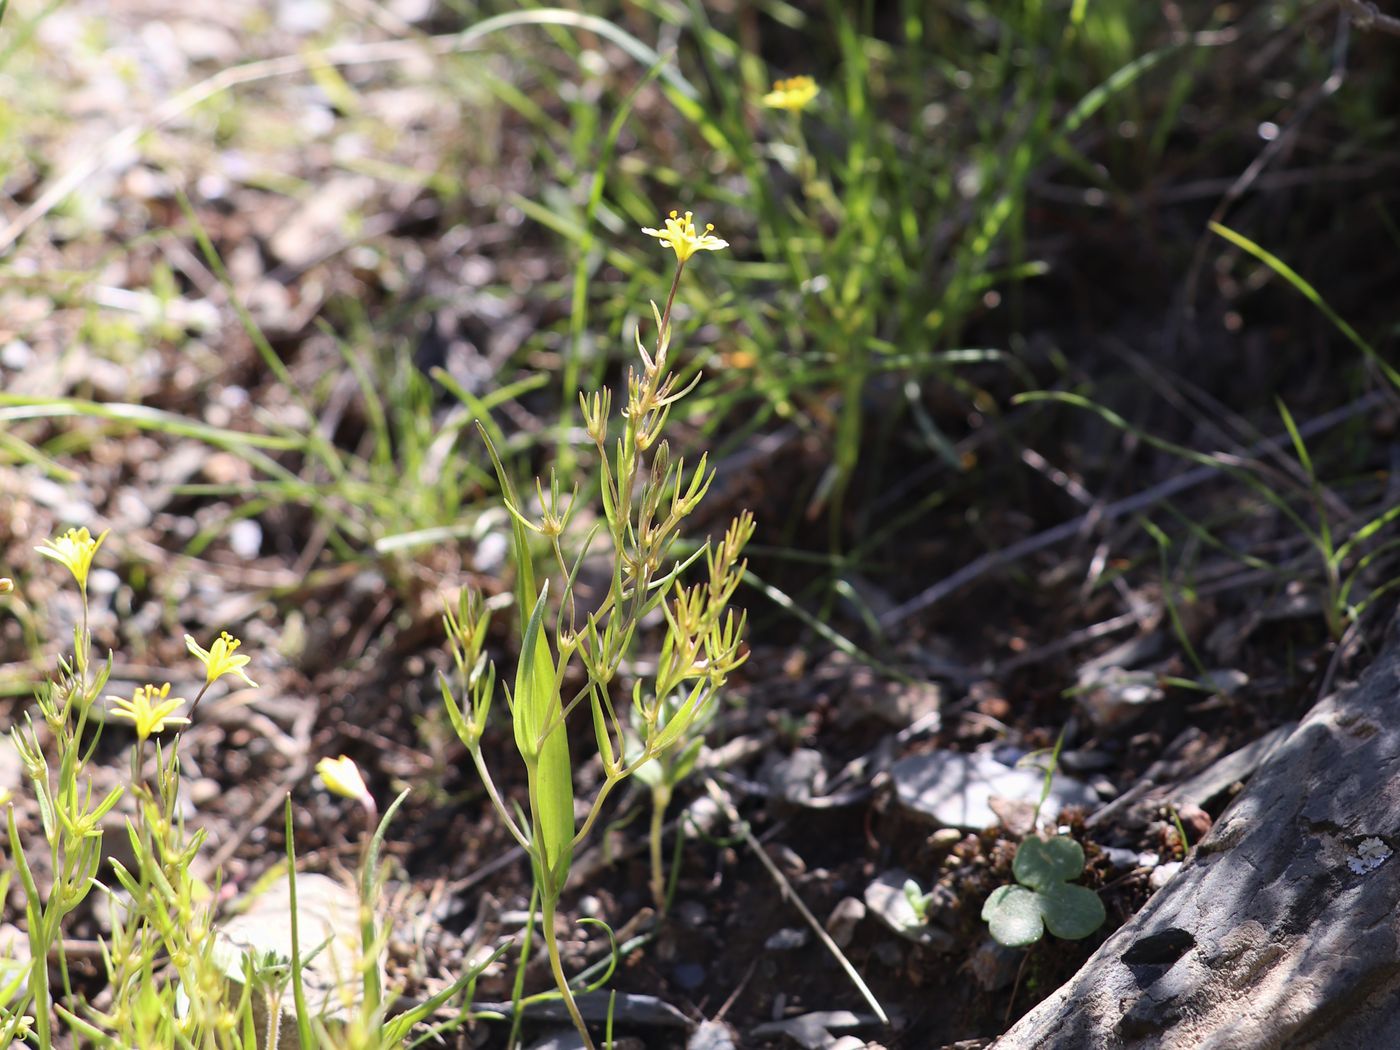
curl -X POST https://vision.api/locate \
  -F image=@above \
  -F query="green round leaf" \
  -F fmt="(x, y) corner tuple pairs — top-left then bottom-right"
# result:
(1039, 882), (1106, 940)
(1013, 835), (1085, 891)
(982, 884), (1044, 948)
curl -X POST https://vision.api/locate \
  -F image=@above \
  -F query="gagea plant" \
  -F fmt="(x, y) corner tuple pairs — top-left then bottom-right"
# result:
(2, 531), (489, 1046)
(441, 210), (751, 1050)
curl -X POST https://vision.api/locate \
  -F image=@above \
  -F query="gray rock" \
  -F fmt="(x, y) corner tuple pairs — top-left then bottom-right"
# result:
(765, 927), (809, 951)
(825, 897), (866, 948)
(862, 870), (953, 949)
(0, 737), (23, 798)
(891, 749), (1098, 830)
(688, 1020), (738, 1050)
(992, 618), (1400, 1049)
(751, 1011), (883, 1050)
(1074, 668), (1165, 732)
(213, 873), (376, 1049)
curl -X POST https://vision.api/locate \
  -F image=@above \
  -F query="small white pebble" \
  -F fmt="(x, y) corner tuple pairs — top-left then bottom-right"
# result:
(228, 519), (262, 559)
(1149, 861), (1182, 890)
(764, 928), (808, 951)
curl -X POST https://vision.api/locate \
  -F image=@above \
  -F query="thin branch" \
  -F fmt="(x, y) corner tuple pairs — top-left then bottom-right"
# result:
(703, 777), (890, 1025)
(879, 391), (1389, 629)
(1338, 0), (1400, 36)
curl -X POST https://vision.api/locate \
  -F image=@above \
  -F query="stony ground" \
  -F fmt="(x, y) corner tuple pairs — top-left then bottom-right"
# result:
(3, 2), (1398, 1048)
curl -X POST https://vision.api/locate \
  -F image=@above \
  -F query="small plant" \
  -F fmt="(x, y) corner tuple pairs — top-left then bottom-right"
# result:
(902, 877), (936, 925)
(1, 530), (488, 1046)
(983, 731), (1104, 949)
(441, 210), (751, 1050)
(982, 835), (1106, 949)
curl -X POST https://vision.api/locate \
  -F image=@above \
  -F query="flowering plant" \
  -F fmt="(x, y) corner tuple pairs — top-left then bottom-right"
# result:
(442, 212), (750, 1050)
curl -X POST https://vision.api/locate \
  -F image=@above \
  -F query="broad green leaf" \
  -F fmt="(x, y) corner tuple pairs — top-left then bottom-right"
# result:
(982, 885), (1043, 948)
(534, 711), (574, 890)
(1039, 882), (1106, 940)
(1013, 835), (1085, 892)
(514, 583), (574, 891)
(512, 585), (552, 762)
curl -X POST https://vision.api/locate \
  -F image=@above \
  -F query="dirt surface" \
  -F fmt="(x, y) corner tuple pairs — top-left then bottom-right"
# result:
(3, 1), (1399, 1048)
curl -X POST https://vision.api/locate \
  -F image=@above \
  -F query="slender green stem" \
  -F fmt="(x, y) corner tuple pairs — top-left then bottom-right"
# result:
(541, 891), (595, 1050)
(571, 773), (623, 849)
(648, 782), (671, 912)
(184, 680), (212, 723)
(8, 808), (51, 1050)
(468, 748), (530, 851)
(658, 262), (686, 344)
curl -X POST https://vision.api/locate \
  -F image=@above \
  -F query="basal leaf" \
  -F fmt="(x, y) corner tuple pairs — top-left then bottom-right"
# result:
(1013, 835), (1085, 891)
(982, 884), (1043, 948)
(1039, 882), (1105, 941)
(514, 582), (574, 892)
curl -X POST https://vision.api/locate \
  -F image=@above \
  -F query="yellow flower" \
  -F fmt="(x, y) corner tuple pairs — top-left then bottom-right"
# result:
(0, 578), (11, 594)
(185, 631), (257, 688)
(108, 683), (189, 740)
(762, 75), (820, 112)
(315, 755), (371, 806)
(642, 210), (728, 264)
(35, 528), (108, 591)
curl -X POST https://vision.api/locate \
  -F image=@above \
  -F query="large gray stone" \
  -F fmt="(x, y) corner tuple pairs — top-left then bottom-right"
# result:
(992, 618), (1400, 1049)
(891, 749), (1098, 831)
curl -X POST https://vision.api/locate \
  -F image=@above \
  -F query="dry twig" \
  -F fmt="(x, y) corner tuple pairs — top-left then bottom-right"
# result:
(1338, 0), (1400, 36)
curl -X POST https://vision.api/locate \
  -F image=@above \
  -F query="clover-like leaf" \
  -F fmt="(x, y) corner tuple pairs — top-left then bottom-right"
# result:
(1039, 881), (1106, 940)
(1013, 835), (1085, 891)
(985, 835), (1105, 948)
(981, 884), (1043, 948)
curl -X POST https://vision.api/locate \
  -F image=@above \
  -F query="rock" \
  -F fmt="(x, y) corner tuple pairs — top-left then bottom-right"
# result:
(1074, 668), (1165, 733)
(1171, 724), (1293, 811)
(688, 1019), (738, 1050)
(750, 1011), (883, 1050)
(991, 619), (1400, 1049)
(765, 927), (809, 950)
(476, 992), (689, 1029)
(0, 737), (22, 800)
(825, 897), (866, 948)
(891, 750), (1098, 831)
(968, 937), (1022, 992)
(862, 870), (953, 949)
(770, 748), (827, 804)
(1148, 861), (1182, 890)
(213, 873), (377, 1049)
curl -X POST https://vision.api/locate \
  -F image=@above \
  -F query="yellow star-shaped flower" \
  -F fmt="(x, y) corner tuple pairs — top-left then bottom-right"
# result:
(641, 210), (728, 264)
(762, 76), (819, 112)
(109, 683), (189, 740)
(35, 527), (108, 591)
(185, 631), (258, 688)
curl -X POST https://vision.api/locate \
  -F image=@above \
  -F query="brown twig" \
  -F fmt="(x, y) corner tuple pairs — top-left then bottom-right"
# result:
(1338, 0), (1400, 35)
(702, 777), (890, 1025)
(879, 390), (1389, 629)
